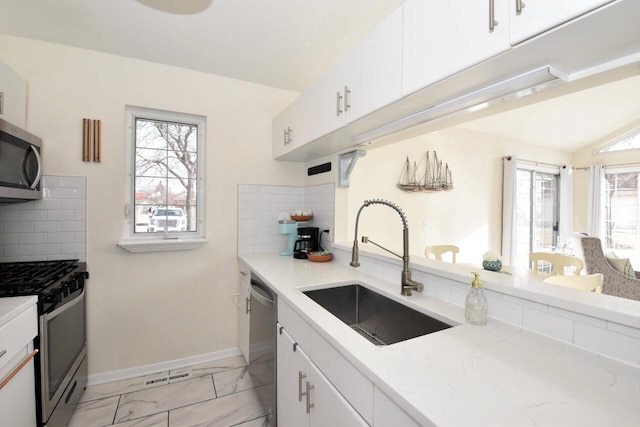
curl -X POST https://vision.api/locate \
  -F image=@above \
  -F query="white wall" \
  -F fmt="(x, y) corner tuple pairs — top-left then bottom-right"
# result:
(0, 34), (304, 375)
(326, 127), (571, 264)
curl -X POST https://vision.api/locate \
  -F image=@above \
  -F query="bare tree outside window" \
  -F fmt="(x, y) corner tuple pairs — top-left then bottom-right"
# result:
(134, 118), (198, 234)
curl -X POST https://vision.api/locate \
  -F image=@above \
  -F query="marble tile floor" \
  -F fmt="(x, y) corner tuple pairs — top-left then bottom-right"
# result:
(69, 355), (271, 427)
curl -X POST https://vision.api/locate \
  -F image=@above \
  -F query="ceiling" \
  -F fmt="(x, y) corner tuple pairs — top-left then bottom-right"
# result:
(458, 72), (640, 154)
(0, 0), (404, 92)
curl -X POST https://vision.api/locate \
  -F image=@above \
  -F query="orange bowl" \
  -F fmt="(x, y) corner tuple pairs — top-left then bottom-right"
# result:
(308, 253), (333, 262)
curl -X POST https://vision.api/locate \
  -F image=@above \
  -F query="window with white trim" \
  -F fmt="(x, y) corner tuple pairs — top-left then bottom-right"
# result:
(602, 167), (640, 268)
(120, 106), (206, 251)
(515, 165), (560, 271)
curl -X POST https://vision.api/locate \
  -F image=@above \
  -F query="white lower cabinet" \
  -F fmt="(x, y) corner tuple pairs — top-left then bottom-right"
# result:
(373, 386), (423, 427)
(0, 302), (38, 427)
(277, 323), (369, 427)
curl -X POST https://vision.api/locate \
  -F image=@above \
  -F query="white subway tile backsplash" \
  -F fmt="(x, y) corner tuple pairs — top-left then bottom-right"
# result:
(236, 183), (333, 255)
(34, 221), (62, 232)
(47, 210), (77, 221)
(18, 210), (48, 221)
(0, 176), (86, 262)
(548, 306), (607, 329)
(18, 233), (47, 244)
(606, 321), (640, 340)
(34, 243), (62, 255)
(574, 323), (640, 366)
(522, 308), (575, 343)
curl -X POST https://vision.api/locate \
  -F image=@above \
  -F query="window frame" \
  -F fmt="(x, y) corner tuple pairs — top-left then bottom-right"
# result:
(515, 163), (561, 271)
(601, 165), (640, 267)
(118, 106), (207, 253)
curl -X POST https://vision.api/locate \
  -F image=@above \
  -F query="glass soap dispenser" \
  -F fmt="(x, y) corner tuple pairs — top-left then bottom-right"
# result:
(465, 272), (488, 325)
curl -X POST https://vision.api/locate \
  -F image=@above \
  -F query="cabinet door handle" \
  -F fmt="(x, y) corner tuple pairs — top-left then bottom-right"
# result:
(0, 91), (4, 115)
(245, 297), (250, 314)
(287, 127), (292, 144)
(283, 129), (289, 145)
(305, 381), (315, 413)
(516, 0), (526, 15)
(298, 371), (307, 401)
(344, 86), (351, 112)
(489, 0), (499, 32)
(0, 349), (38, 391)
(336, 91), (343, 116)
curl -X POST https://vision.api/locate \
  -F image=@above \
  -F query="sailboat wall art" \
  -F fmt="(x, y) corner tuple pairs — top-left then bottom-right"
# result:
(396, 151), (453, 193)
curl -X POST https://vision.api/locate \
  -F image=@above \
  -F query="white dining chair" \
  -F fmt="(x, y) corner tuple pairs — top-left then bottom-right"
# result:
(424, 245), (459, 263)
(543, 273), (603, 293)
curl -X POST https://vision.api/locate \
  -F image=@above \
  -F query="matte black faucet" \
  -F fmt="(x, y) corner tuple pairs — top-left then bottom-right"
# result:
(350, 199), (424, 296)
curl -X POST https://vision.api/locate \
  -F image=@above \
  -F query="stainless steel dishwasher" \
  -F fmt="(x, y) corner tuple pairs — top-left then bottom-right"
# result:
(248, 273), (277, 425)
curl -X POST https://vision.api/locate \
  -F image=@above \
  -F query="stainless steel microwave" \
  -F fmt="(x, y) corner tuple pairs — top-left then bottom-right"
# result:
(0, 117), (42, 202)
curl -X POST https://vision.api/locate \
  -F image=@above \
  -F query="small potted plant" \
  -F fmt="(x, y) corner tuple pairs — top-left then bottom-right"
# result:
(482, 252), (502, 272)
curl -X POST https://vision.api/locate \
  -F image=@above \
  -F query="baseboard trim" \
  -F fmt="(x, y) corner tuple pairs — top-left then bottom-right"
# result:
(87, 347), (243, 387)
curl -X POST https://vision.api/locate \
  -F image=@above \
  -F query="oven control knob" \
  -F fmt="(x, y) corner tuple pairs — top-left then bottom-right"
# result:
(55, 289), (64, 303)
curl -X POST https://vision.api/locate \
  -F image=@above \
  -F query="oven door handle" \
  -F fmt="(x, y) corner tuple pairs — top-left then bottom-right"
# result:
(43, 286), (85, 320)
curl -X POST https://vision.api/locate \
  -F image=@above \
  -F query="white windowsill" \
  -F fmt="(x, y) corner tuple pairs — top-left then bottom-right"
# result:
(117, 238), (208, 253)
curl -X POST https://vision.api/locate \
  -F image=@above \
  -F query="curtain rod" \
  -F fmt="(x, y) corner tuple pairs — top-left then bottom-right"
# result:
(574, 161), (640, 171)
(507, 157), (566, 169)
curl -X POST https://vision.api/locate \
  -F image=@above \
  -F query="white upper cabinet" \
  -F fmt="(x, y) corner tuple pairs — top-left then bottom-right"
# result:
(273, 102), (295, 159)
(274, 8), (402, 159)
(302, 7), (402, 144)
(509, 0), (615, 44)
(347, 7), (403, 123)
(0, 60), (28, 129)
(402, 0), (511, 97)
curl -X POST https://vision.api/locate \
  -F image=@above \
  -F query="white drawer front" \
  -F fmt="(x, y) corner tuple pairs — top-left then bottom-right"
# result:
(0, 304), (37, 372)
(277, 300), (309, 351)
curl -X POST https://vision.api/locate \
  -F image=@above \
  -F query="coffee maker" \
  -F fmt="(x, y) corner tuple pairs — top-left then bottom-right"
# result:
(293, 226), (319, 259)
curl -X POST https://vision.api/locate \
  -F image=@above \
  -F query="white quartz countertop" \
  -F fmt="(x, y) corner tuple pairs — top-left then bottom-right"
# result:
(0, 295), (37, 328)
(240, 252), (640, 426)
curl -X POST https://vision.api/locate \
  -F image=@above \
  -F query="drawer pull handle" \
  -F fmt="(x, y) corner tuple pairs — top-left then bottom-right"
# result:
(0, 349), (38, 391)
(298, 371), (307, 401)
(305, 381), (315, 413)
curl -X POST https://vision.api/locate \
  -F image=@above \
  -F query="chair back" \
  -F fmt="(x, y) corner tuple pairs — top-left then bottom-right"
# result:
(424, 245), (459, 263)
(573, 235), (640, 301)
(543, 273), (603, 293)
(529, 252), (583, 275)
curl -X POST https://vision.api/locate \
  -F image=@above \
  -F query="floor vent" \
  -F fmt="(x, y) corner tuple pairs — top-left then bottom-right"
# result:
(143, 371), (192, 387)
(144, 377), (168, 387)
(168, 372), (192, 383)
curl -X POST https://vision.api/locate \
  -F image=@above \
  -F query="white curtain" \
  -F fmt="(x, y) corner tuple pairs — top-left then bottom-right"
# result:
(502, 156), (518, 266)
(587, 164), (605, 238)
(559, 165), (573, 247)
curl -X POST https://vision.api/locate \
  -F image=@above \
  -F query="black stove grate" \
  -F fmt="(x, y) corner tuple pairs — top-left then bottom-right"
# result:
(0, 259), (80, 294)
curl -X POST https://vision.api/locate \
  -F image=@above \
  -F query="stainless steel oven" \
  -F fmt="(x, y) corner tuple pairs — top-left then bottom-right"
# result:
(0, 260), (88, 427)
(40, 286), (87, 427)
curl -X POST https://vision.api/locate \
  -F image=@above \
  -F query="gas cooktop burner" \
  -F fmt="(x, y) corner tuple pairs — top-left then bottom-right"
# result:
(0, 259), (82, 295)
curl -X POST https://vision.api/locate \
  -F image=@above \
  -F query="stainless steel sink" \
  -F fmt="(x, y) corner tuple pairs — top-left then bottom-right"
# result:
(303, 284), (452, 346)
